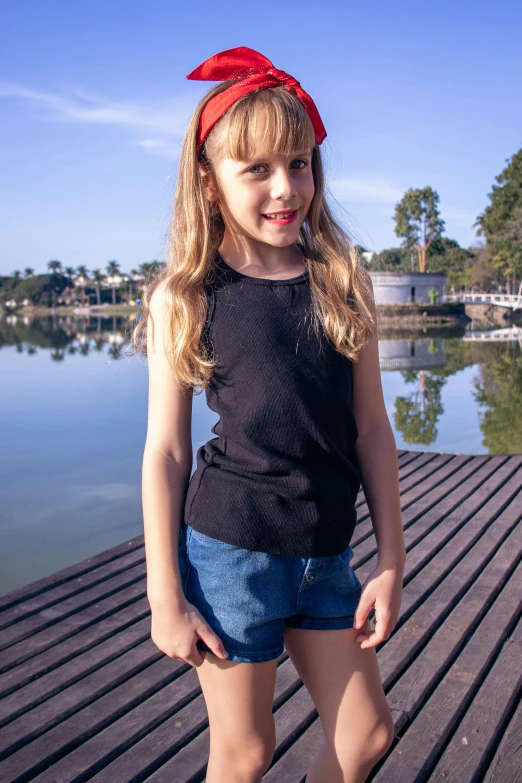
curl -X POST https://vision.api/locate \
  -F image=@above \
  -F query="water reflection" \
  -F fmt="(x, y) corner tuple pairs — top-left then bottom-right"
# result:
(377, 326), (521, 452)
(1, 312), (133, 360)
(1, 312), (520, 593)
(2, 313), (521, 454)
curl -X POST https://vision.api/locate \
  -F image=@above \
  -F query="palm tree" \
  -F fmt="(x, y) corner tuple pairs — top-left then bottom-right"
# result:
(47, 260), (63, 274)
(23, 268), (35, 278)
(138, 260), (163, 286)
(76, 265), (90, 306)
(106, 260), (121, 304)
(91, 269), (104, 305)
(129, 268), (140, 299)
(11, 270), (22, 281)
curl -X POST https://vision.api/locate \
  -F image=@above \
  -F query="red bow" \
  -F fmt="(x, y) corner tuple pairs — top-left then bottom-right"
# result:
(186, 46), (327, 158)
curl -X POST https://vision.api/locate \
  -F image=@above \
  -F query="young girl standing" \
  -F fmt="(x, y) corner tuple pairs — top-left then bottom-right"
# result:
(136, 46), (406, 783)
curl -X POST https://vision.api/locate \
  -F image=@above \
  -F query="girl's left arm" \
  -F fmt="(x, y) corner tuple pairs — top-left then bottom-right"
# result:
(351, 272), (406, 648)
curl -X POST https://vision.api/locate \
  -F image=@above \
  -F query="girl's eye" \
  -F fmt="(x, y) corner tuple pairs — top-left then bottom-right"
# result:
(247, 159), (307, 174)
(247, 164), (267, 174)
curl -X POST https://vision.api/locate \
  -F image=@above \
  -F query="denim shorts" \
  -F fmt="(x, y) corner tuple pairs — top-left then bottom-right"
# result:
(177, 523), (374, 664)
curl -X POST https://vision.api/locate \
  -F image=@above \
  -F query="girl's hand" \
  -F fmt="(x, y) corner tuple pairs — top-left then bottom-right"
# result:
(150, 595), (229, 667)
(352, 561), (404, 649)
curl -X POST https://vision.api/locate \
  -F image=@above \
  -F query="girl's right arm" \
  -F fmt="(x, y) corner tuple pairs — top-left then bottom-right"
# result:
(142, 279), (228, 665)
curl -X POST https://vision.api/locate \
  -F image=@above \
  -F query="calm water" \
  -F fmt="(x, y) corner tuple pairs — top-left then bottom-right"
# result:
(2, 312), (521, 594)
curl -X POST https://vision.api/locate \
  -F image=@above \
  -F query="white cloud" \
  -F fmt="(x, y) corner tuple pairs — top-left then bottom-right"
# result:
(442, 206), (478, 226)
(329, 178), (404, 205)
(0, 80), (192, 156)
(136, 137), (181, 157)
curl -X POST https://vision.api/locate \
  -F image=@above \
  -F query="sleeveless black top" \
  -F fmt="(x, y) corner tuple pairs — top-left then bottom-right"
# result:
(183, 252), (361, 557)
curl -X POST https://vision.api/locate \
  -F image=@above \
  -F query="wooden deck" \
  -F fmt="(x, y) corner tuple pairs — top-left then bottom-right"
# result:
(0, 449), (521, 782)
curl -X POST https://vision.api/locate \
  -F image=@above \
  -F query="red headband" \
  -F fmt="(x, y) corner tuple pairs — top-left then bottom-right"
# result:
(186, 46), (327, 159)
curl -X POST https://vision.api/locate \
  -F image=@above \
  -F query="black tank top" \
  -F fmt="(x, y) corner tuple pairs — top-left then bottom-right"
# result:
(183, 251), (361, 557)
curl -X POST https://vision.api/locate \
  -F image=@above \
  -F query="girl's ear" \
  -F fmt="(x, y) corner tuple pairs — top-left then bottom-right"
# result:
(198, 163), (219, 204)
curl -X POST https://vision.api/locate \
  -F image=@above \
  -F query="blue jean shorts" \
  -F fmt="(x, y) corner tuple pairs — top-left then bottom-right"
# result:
(177, 523), (374, 664)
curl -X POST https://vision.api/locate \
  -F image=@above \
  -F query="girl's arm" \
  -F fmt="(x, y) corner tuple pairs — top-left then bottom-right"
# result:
(142, 280), (229, 666)
(142, 279), (194, 607)
(352, 273), (406, 647)
(352, 274), (405, 569)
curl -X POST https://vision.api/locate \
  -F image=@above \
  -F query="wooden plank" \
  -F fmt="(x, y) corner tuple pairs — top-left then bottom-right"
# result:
(0, 576), (147, 673)
(383, 456), (517, 581)
(148, 656), (301, 783)
(263, 716), (324, 782)
(0, 597), (151, 696)
(371, 562), (522, 781)
(377, 480), (521, 688)
(429, 620), (522, 781)
(386, 502), (522, 711)
(0, 547), (144, 631)
(0, 659), (201, 782)
(0, 639), (179, 755)
(354, 453), (462, 535)
(0, 451), (519, 783)
(354, 455), (510, 562)
(482, 698), (522, 783)
(0, 560), (147, 653)
(88, 656), (302, 783)
(0, 617), (154, 723)
(0, 535), (144, 612)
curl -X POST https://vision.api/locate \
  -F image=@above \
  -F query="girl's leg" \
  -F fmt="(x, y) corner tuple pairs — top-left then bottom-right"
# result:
(196, 652), (279, 783)
(284, 622), (395, 783)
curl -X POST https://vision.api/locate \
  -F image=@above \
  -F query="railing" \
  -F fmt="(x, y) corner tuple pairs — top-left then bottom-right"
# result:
(462, 326), (522, 343)
(443, 292), (522, 311)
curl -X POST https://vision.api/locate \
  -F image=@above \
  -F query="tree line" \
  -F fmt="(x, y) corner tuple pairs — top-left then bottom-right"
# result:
(364, 146), (522, 295)
(0, 259), (163, 308)
(2, 145), (521, 306)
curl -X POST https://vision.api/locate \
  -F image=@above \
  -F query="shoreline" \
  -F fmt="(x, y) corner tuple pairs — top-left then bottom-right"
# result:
(8, 301), (465, 318)
(3, 301), (517, 329)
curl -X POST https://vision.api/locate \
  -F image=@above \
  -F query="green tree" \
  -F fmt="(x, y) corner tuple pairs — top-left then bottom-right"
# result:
(369, 246), (412, 272)
(138, 260), (164, 286)
(91, 269), (104, 305)
(394, 187), (445, 273)
(47, 259), (63, 274)
(106, 260), (121, 304)
(76, 265), (90, 306)
(394, 370), (446, 446)
(0, 273), (69, 307)
(475, 148), (522, 292)
(427, 237), (476, 289)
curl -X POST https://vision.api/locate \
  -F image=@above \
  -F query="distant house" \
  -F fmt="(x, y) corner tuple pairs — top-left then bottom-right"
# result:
(369, 271), (447, 305)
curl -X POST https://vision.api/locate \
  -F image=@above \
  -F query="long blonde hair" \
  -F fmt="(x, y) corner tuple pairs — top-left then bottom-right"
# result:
(130, 80), (375, 391)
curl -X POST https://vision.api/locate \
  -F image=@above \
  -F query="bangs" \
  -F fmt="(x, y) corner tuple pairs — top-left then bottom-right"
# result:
(212, 87), (316, 161)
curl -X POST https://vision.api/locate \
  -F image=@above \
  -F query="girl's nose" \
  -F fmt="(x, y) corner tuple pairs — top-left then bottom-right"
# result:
(270, 167), (296, 200)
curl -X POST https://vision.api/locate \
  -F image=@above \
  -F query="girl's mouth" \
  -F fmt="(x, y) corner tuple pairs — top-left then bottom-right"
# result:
(262, 209), (298, 225)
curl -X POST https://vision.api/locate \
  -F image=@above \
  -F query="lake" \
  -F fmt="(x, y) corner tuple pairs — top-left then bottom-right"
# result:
(2, 312), (521, 594)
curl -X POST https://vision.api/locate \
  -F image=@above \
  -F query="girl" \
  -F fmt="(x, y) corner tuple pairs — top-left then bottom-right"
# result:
(135, 46), (405, 783)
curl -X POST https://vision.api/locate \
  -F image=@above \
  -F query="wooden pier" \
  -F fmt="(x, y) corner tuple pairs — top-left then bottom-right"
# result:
(0, 449), (521, 782)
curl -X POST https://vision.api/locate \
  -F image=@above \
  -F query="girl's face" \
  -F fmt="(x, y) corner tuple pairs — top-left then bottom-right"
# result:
(204, 140), (315, 251)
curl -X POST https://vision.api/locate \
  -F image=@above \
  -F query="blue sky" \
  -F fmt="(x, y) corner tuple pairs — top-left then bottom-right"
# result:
(1, 0), (521, 276)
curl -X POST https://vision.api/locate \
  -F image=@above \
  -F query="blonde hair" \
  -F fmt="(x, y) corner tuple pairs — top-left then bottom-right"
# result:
(130, 80), (375, 391)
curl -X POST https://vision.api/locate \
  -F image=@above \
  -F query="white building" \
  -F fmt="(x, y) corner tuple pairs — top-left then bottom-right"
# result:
(369, 271), (447, 305)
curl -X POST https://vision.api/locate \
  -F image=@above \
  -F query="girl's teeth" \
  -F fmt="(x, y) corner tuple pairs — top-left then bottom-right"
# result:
(265, 212), (293, 219)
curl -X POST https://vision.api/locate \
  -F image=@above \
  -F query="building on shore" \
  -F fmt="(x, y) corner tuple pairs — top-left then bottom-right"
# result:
(368, 270), (447, 305)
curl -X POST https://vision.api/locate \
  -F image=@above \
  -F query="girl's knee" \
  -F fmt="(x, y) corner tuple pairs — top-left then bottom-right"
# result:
(358, 717), (395, 767)
(329, 717), (395, 778)
(372, 716), (395, 758)
(212, 733), (276, 779)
